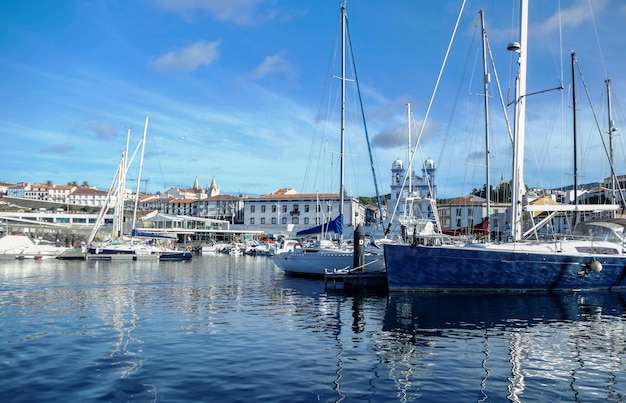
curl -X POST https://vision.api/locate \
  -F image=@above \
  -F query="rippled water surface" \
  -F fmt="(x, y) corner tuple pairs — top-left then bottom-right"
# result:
(1, 255), (626, 402)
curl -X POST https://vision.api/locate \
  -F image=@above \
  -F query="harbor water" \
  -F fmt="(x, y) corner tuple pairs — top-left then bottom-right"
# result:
(1, 255), (626, 402)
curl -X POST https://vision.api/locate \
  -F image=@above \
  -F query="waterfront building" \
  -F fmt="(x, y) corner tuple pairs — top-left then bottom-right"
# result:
(137, 193), (244, 225)
(168, 198), (196, 216)
(7, 182), (31, 199)
(438, 195), (508, 238)
(195, 194), (244, 224)
(47, 185), (76, 204)
(137, 195), (176, 212)
(69, 186), (110, 208)
(238, 188), (371, 239)
(25, 183), (50, 201)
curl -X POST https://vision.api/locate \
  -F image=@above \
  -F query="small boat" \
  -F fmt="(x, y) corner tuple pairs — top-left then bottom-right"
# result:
(159, 249), (193, 261)
(0, 233), (68, 259)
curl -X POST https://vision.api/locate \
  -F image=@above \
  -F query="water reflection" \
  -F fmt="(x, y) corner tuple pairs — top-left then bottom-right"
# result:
(3, 258), (626, 402)
(382, 291), (626, 401)
(384, 291), (626, 334)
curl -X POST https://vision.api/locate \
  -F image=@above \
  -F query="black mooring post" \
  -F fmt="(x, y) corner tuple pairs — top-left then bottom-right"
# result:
(353, 224), (364, 272)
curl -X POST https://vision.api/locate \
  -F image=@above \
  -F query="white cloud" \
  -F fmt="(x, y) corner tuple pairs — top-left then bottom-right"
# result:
(532, 0), (608, 37)
(242, 53), (296, 85)
(152, 0), (268, 26)
(148, 40), (221, 72)
(87, 121), (118, 139)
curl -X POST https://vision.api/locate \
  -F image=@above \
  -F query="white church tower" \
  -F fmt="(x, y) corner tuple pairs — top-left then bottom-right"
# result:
(206, 176), (220, 197)
(388, 158), (437, 232)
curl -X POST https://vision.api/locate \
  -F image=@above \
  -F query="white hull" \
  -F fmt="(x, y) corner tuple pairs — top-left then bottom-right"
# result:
(273, 248), (384, 276)
(0, 234), (68, 259)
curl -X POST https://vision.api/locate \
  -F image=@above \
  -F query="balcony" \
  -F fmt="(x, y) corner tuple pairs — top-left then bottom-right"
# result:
(289, 210), (301, 216)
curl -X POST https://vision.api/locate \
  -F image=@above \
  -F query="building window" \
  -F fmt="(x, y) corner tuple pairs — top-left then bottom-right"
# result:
(292, 217), (299, 224)
(261, 205), (266, 213)
(281, 217), (287, 224)
(282, 205), (287, 213)
(272, 205), (277, 213)
(271, 217), (276, 224)
(304, 217), (309, 224)
(250, 206), (255, 213)
(250, 218), (255, 225)
(304, 205), (310, 213)
(261, 217), (266, 224)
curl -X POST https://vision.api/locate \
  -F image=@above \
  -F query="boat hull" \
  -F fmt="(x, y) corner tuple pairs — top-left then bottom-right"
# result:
(159, 251), (193, 261)
(384, 243), (626, 292)
(273, 250), (384, 277)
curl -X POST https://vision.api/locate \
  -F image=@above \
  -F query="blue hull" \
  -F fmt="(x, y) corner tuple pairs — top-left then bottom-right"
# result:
(159, 251), (193, 261)
(383, 244), (626, 292)
(87, 247), (136, 255)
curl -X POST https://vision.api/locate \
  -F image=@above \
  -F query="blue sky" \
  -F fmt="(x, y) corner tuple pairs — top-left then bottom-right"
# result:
(1, 0), (626, 199)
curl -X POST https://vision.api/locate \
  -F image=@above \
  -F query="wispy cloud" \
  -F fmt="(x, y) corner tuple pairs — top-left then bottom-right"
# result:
(41, 145), (72, 154)
(152, 0), (270, 26)
(241, 53), (296, 85)
(148, 40), (221, 72)
(87, 121), (118, 139)
(532, 0), (608, 37)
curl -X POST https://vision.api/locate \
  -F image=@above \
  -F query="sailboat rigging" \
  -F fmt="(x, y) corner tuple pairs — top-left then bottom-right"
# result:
(86, 117), (192, 261)
(272, 3), (384, 277)
(383, 0), (626, 292)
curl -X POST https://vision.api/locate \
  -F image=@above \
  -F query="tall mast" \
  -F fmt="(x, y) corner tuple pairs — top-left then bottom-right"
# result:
(480, 9), (491, 240)
(338, 3), (346, 244)
(407, 102), (412, 216)
(606, 77), (617, 207)
(571, 51), (579, 226)
(508, 0), (528, 242)
(132, 116), (149, 232)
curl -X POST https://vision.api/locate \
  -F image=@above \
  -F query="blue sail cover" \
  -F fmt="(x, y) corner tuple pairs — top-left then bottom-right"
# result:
(131, 229), (178, 240)
(297, 214), (343, 236)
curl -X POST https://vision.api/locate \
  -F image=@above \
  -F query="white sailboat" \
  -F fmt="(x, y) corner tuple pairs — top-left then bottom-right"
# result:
(86, 117), (192, 261)
(383, 0), (626, 292)
(272, 3), (384, 277)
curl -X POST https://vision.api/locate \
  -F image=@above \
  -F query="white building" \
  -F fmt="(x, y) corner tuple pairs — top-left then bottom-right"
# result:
(195, 194), (244, 224)
(69, 186), (110, 208)
(239, 188), (369, 239)
(163, 176), (220, 200)
(48, 184), (76, 204)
